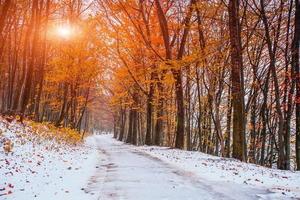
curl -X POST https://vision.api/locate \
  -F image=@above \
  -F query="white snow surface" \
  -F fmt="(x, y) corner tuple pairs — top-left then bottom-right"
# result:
(1, 118), (300, 200)
(137, 142), (300, 199)
(88, 134), (300, 200)
(0, 118), (99, 200)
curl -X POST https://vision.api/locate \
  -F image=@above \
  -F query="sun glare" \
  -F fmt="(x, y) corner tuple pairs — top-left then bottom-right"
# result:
(56, 25), (72, 39)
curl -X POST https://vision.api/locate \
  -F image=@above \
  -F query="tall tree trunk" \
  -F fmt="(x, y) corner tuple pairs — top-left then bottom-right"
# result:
(145, 71), (155, 145)
(132, 108), (138, 145)
(34, 0), (50, 121)
(228, 0), (246, 161)
(281, 0), (294, 170)
(174, 71), (185, 149)
(0, 0), (11, 59)
(119, 107), (126, 141)
(249, 89), (257, 163)
(293, 0), (300, 170)
(19, 0), (39, 116)
(132, 91), (138, 145)
(195, 66), (203, 151)
(154, 81), (163, 146)
(55, 83), (69, 126)
(225, 86), (232, 157)
(260, 69), (271, 166)
(126, 109), (133, 143)
(186, 66), (191, 151)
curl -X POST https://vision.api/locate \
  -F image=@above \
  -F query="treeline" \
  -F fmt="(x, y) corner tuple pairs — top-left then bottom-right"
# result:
(98, 0), (300, 170)
(0, 1), (102, 132)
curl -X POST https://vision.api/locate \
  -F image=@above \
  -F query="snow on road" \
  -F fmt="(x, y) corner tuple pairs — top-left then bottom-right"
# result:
(86, 134), (282, 200)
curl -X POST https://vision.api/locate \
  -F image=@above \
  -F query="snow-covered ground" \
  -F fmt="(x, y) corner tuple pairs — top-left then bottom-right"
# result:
(89, 135), (300, 200)
(137, 144), (300, 199)
(1, 118), (299, 200)
(0, 118), (99, 200)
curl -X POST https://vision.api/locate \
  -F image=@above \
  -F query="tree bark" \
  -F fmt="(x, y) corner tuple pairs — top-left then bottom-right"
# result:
(228, 0), (246, 161)
(19, 0), (39, 116)
(55, 83), (69, 127)
(293, 0), (300, 170)
(145, 71), (155, 145)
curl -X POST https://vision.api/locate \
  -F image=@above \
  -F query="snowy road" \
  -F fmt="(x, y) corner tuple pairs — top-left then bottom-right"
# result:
(85, 135), (271, 200)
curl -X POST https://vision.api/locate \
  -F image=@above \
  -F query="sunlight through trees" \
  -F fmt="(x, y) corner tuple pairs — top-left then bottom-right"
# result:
(0, 0), (299, 171)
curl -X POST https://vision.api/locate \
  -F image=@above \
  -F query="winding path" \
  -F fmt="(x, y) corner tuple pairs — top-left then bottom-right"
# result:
(85, 135), (271, 200)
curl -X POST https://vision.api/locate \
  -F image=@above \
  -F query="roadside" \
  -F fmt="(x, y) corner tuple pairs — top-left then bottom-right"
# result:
(0, 117), (99, 200)
(137, 140), (300, 199)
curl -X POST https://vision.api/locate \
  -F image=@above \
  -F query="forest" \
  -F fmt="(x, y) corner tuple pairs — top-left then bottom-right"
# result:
(0, 0), (299, 172)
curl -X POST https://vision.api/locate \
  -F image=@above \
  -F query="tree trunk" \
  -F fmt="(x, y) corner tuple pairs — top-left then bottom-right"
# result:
(19, 0), (39, 116)
(34, 0), (50, 121)
(119, 107), (126, 141)
(260, 70), (271, 166)
(126, 109), (133, 143)
(0, 0), (11, 58)
(186, 66), (191, 151)
(293, 0), (300, 170)
(225, 86), (232, 157)
(228, 0), (246, 161)
(55, 83), (69, 126)
(132, 108), (138, 145)
(154, 81), (163, 146)
(145, 71), (155, 145)
(174, 71), (185, 149)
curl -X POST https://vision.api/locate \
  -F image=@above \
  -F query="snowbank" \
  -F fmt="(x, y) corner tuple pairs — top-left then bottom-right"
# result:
(0, 117), (99, 200)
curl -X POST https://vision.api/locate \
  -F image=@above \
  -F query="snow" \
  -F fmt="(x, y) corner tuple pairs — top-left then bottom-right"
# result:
(0, 117), (99, 200)
(88, 134), (294, 200)
(137, 141), (300, 199)
(1, 119), (299, 200)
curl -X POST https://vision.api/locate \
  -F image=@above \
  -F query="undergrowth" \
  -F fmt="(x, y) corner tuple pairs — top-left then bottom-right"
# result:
(27, 120), (82, 145)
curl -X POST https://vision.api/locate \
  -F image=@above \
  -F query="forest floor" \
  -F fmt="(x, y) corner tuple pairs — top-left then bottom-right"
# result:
(1, 118), (300, 200)
(0, 117), (99, 200)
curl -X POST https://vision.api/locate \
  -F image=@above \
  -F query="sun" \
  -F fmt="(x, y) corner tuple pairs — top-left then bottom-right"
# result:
(56, 25), (72, 39)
